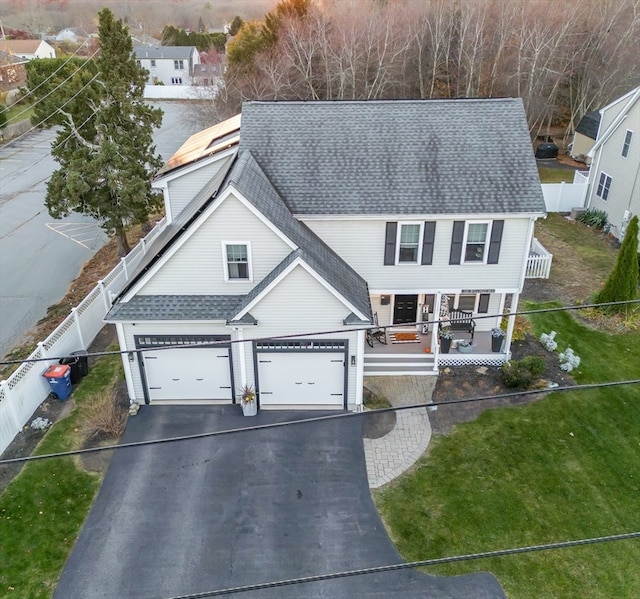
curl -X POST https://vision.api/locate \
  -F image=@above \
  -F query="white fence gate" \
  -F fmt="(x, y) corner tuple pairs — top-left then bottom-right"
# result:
(541, 171), (589, 213)
(525, 237), (553, 279)
(0, 219), (167, 456)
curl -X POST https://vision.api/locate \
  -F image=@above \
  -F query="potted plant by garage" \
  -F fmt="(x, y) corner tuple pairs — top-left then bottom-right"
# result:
(240, 385), (258, 416)
(491, 327), (506, 352)
(439, 327), (453, 353)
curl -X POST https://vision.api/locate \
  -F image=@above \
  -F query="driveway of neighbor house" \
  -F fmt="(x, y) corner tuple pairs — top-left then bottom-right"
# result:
(54, 406), (504, 599)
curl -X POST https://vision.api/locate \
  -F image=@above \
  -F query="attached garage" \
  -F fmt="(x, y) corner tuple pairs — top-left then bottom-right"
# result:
(136, 335), (234, 403)
(255, 340), (347, 409)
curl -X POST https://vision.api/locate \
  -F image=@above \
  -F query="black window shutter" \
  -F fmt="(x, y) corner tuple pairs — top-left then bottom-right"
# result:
(421, 221), (436, 265)
(478, 294), (490, 313)
(384, 222), (397, 265)
(449, 221), (464, 264)
(487, 220), (504, 264)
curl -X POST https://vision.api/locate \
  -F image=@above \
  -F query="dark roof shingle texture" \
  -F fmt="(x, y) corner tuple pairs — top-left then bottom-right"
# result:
(238, 99), (545, 215)
(106, 295), (244, 321)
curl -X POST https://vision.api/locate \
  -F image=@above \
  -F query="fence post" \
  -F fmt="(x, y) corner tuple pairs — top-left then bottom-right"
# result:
(99, 280), (110, 312)
(0, 379), (23, 448)
(71, 306), (86, 350)
(121, 257), (129, 281)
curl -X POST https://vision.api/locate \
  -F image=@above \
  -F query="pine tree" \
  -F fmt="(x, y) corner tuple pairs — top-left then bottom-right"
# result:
(595, 215), (639, 311)
(41, 8), (163, 255)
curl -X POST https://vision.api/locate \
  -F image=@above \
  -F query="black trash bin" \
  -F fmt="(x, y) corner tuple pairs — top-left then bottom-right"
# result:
(59, 356), (81, 384)
(71, 350), (89, 377)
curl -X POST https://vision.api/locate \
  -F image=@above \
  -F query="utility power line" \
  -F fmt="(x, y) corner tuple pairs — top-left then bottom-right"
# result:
(2, 378), (637, 466)
(158, 531), (640, 598)
(1, 298), (638, 367)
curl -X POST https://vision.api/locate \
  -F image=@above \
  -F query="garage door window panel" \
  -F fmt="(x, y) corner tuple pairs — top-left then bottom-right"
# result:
(223, 242), (252, 281)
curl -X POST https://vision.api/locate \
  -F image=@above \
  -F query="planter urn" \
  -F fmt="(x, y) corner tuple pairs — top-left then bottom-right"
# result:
(491, 336), (504, 353)
(242, 400), (258, 416)
(440, 337), (452, 354)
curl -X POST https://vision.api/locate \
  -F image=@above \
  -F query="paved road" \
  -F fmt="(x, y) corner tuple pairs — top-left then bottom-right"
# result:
(0, 102), (199, 357)
(54, 407), (504, 599)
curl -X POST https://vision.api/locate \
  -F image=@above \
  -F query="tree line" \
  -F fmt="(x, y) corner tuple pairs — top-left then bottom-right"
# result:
(211, 0), (640, 134)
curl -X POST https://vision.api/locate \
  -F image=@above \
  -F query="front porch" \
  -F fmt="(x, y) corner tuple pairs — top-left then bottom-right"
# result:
(363, 330), (508, 376)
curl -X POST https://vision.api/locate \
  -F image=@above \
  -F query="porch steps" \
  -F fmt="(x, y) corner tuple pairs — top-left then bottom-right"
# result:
(364, 353), (437, 376)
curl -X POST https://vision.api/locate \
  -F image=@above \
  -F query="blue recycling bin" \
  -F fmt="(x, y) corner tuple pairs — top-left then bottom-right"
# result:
(42, 364), (72, 400)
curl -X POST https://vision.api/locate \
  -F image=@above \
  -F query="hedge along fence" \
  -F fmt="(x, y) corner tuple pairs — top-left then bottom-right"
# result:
(0, 218), (167, 456)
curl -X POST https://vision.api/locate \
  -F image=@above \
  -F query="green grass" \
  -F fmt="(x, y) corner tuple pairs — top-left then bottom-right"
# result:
(4, 103), (34, 126)
(375, 306), (640, 598)
(0, 352), (123, 599)
(537, 167), (576, 183)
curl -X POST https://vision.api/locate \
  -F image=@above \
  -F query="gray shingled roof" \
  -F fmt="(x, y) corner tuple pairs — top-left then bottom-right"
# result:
(228, 152), (372, 321)
(238, 99), (546, 215)
(106, 295), (244, 321)
(133, 46), (196, 60)
(575, 110), (601, 140)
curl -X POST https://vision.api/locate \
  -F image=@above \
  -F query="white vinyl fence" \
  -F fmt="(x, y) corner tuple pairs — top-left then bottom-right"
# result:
(526, 237), (553, 279)
(0, 218), (167, 456)
(541, 171), (589, 213)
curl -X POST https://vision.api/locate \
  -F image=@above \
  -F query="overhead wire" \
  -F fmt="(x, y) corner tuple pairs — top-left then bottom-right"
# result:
(157, 531), (640, 598)
(3, 46), (100, 128)
(2, 378), (637, 466)
(4, 38), (92, 111)
(1, 298), (638, 366)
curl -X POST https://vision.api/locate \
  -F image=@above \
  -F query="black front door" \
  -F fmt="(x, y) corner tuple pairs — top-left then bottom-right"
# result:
(393, 294), (418, 324)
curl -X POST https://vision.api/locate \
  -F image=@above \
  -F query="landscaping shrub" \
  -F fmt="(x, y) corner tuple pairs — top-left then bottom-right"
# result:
(78, 387), (127, 440)
(501, 355), (546, 389)
(576, 208), (608, 230)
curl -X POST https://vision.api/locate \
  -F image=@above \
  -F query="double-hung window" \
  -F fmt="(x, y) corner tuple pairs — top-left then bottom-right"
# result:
(397, 223), (421, 263)
(596, 172), (612, 201)
(464, 222), (489, 262)
(150, 59), (156, 67)
(223, 243), (251, 281)
(622, 130), (632, 158)
(174, 59), (184, 70)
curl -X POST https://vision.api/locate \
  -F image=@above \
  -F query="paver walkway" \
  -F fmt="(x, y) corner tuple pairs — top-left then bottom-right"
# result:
(363, 376), (436, 488)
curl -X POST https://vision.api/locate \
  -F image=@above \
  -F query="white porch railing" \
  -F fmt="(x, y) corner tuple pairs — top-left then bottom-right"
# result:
(0, 218), (167, 456)
(526, 237), (553, 279)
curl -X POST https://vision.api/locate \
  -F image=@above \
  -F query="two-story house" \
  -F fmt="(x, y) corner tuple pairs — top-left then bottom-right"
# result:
(585, 86), (640, 242)
(133, 46), (200, 86)
(105, 99), (546, 411)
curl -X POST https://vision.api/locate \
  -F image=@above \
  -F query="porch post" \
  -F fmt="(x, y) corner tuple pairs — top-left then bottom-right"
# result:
(505, 292), (519, 360)
(433, 292), (442, 363)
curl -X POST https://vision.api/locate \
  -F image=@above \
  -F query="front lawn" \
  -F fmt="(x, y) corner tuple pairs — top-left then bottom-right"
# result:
(375, 306), (640, 598)
(0, 353), (123, 598)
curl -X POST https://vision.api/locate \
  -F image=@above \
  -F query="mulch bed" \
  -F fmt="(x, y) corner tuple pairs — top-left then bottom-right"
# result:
(430, 335), (575, 435)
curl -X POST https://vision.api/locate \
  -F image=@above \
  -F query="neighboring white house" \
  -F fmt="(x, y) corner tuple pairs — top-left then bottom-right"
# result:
(133, 46), (200, 85)
(54, 28), (83, 43)
(585, 86), (640, 242)
(105, 99), (546, 412)
(0, 39), (56, 60)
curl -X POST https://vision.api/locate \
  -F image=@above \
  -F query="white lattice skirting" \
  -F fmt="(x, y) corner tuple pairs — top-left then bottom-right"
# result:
(439, 355), (508, 367)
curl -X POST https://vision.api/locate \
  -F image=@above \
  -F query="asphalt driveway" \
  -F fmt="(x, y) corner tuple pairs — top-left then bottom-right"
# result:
(55, 406), (504, 598)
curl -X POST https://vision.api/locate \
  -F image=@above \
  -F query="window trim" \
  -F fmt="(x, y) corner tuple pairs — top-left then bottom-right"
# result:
(174, 59), (184, 70)
(622, 129), (632, 158)
(170, 77), (183, 85)
(395, 222), (424, 264)
(462, 220), (491, 264)
(222, 241), (252, 282)
(596, 172), (612, 201)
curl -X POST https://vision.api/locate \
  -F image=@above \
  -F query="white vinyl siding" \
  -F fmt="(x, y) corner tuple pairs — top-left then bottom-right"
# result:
(165, 159), (229, 218)
(138, 194), (291, 295)
(304, 217), (531, 289)
(588, 98), (640, 241)
(241, 265), (359, 408)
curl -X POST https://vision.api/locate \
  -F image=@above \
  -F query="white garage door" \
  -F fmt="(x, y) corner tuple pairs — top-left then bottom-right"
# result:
(257, 342), (346, 409)
(139, 336), (233, 402)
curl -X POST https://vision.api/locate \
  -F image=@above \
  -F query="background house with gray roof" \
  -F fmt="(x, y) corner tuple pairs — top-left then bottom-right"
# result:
(133, 45), (200, 85)
(106, 99), (546, 412)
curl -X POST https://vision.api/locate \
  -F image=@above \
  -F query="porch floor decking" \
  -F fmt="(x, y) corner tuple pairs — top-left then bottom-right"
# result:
(366, 330), (498, 355)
